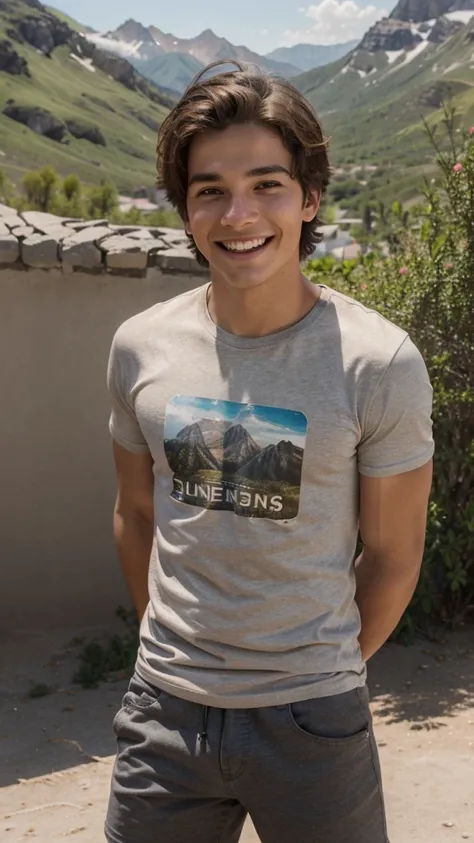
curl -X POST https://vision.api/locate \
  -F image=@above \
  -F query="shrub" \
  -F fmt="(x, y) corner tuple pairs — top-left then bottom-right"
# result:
(306, 110), (474, 638)
(0, 168), (13, 204)
(87, 179), (119, 219)
(23, 165), (58, 212)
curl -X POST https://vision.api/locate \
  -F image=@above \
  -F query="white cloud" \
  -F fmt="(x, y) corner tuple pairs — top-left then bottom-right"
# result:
(282, 0), (387, 46)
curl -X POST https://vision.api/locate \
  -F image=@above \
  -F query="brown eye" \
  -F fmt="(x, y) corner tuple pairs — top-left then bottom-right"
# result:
(256, 181), (281, 190)
(197, 187), (222, 197)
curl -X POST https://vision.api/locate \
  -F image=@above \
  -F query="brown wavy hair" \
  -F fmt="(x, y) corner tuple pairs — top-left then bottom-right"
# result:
(156, 61), (332, 265)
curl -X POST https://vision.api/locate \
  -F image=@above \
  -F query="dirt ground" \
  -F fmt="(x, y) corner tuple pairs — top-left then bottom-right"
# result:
(0, 625), (473, 843)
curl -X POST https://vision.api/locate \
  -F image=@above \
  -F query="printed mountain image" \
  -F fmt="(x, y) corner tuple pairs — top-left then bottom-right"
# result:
(164, 397), (307, 520)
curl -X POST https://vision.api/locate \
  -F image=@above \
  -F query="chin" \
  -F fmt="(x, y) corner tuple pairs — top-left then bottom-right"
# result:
(214, 268), (272, 289)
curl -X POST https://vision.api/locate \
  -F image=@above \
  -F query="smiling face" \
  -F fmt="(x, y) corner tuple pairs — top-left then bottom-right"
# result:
(186, 122), (320, 291)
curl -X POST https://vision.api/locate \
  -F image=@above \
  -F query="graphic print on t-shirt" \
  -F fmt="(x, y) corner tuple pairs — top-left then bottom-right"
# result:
(164, 396), (307, 520)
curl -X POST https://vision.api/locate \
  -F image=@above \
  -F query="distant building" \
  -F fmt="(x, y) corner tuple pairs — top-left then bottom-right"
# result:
(311, 224), (359, 259)
(330, 242), (362, 260)
(118, 196), (160, 213)
(118, 188), (175, 214)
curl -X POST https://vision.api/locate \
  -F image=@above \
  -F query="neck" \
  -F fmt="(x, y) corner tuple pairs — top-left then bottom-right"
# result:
(207, 267), (321, 338)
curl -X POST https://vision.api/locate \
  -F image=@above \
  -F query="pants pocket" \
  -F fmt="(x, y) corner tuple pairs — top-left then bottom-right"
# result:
(287, 686), (371, 747)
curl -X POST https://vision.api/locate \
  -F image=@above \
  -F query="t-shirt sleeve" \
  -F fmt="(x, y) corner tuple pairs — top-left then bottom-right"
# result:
(107, 330), (150, 454)
(358, 336), (434, 477)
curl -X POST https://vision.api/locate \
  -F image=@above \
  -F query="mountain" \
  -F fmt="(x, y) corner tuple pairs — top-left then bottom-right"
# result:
(390, 0), (474, 23)
(85, 19), (301, 94)
(165, 423), (221, 473)
(165, 420), (303, 487)
(87, 19), (163, 62)
(266, 41), (359, 72)
(294, 7), (474, 209)
(170, 420), (261, 475)
(164, 439), (220, 475)
(177, 422), (208, 448)
(222, 424), (261, 474)
(146, 27), (300, 75)
(0, 0), (174, 190)
(237, 441), (304, 485)
(195, 418), (232, 462)
(136, 52), (203, 94)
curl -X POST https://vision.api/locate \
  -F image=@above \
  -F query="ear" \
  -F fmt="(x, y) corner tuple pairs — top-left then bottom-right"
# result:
(302, 189), (321, 223)
(182, 212), (192, 238)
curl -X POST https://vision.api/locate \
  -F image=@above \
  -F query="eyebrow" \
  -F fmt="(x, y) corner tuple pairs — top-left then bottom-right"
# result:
(188, 164), (292, 187)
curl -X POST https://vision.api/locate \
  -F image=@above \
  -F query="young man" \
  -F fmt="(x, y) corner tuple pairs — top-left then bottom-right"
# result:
(105, 62), (434, 843)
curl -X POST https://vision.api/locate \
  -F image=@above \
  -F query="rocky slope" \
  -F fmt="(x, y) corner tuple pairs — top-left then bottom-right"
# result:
(390, 0), (474, 22)
(0, 39), (30, 75)
(0, 0), (174, 189)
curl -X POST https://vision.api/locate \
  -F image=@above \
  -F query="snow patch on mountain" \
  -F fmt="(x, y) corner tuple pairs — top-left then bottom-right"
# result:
(70, 53), (96, 72)
(86, 33), (141, 58)
(445, 11), (474, 25)
(410, 24), (433, 40)
(386, 49), (405, 64)
(443, 60), (462, 73)
(386, 39), (429, 74)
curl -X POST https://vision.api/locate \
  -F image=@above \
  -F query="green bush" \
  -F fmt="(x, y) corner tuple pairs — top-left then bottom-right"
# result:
(306, 111), (474, 638)
(7, 167), (184, 229)
(23, 166), (58, 212)
(0, 168), (13, 205)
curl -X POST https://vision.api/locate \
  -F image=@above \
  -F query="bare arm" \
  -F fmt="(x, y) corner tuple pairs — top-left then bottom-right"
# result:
(112, 442), (155, 623)
(355, 460), (433, 662)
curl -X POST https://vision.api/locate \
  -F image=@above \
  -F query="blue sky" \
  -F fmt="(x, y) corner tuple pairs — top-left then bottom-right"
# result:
(165, 396), (308, 447)
(53, 1), (390, 54)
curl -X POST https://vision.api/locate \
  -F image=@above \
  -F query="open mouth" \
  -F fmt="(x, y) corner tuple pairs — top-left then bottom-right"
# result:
(217, 236), (274, 256)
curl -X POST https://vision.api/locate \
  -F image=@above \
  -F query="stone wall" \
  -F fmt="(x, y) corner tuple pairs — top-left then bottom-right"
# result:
(0, 202), (201, 275)
(0, 207), (207, 632)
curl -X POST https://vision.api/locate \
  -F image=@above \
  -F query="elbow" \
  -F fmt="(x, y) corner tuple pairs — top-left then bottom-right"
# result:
(113, 497), (154, 529)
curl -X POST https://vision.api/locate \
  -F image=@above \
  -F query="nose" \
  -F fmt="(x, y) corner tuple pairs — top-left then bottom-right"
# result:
(221, 194), (259, 229)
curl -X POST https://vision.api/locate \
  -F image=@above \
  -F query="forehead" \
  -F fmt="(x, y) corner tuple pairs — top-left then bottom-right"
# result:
(187, 122), (291, 176)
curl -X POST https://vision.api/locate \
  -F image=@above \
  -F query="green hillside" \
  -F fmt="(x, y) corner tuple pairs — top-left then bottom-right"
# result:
(0, 0), (171, 192)
(136, 52), (203, 94)
(294, 16), (474, 209)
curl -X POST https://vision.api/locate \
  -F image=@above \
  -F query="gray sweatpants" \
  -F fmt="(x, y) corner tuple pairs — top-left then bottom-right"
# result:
(106, 672), (389, 843)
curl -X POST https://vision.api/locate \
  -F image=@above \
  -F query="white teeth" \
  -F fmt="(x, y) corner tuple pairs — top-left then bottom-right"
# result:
(223, 238), (267, 252)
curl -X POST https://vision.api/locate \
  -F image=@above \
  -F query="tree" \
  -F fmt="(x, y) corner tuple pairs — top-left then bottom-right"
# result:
(62, 174), (82, 203)
(23, 171), (44, 208)
(362, 204), (373, 234)
(0, 168), (13, 204)
(23, 166), (58, 212)
(87, 179), (118, 219)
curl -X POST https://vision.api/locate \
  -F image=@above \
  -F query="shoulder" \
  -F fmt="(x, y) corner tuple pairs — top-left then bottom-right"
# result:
(111, 284), (205, 355)
(325, 287), (409, 363)
(322, 287), (430, 397)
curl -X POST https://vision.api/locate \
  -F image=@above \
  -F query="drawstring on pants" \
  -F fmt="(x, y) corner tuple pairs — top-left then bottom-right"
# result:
(198, 706), (210, 748)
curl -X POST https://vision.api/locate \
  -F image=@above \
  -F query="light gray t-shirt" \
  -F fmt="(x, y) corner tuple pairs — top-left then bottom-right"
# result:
(107, 283), (434, 707)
